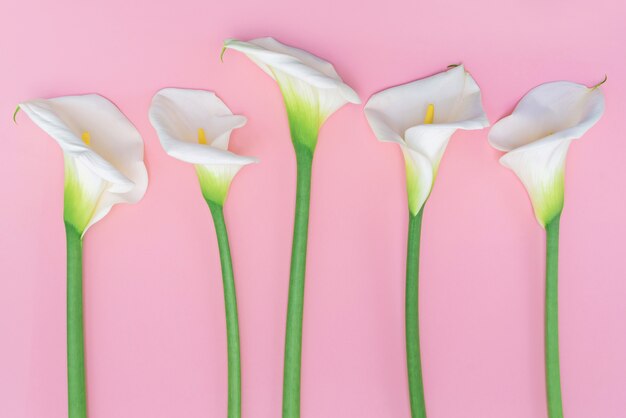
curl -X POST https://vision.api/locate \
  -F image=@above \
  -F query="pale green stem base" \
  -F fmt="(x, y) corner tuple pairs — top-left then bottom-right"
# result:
(406, 209), (426, 418)
(282, 143), (314, 418)
(545, 215), (563, 418)
(206, 201), (242, 418)
(66, 223), (87, 418)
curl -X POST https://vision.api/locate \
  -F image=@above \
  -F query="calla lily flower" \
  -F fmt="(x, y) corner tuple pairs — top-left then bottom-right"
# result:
(18, 94), (148, 235)
(488, 78), (605, 418)
(364, 65), (489, 216)
(222, 37), (360, 149)
(222, 37), (360, 417)
(17, 94), (147, 418)
(365, 65), (488, 418)
(149, 88), (257, 205)
(489, 80), (605, 227)
(149, 87), (256, 418)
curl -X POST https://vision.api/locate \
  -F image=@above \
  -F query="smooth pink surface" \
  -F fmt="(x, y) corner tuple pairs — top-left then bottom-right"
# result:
(1, 0), (625, 417)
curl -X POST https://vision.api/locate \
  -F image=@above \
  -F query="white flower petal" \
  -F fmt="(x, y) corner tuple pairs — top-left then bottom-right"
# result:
(149, 88), (256, 167)
(488, 80), (605, 226)
(149, 88), (257, 205)
(364, 65), (488, 140)
(404, 124), (456, 173)
(19, 97), (135, 188)
(224, 38), (360, 102)
(361, 108), (405, 145)
(364, 65), (488, 214)
(19, 94), (147, 234)
(223, 37), (360, 125)
(500, 138), (571, 227)
(488, 81), (605, 152)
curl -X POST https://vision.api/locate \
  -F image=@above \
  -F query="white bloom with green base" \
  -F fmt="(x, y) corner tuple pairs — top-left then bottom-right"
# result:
(364, 65), (489, 216)
(222, 38), (360, 149)
(149, 87), (256, 418)
(222, 37), (360, 418)
(18, 95), (148, 235)
(488, 79), (605, 418)
(149, 88), (257, 205)
(488, 80), (605, 227)
(364, 65), (488, 418)
(17, 94), (147, 418)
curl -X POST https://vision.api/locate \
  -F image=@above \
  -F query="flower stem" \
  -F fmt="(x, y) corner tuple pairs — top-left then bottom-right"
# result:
(545, 215), (563, 418)
(206, 201), (242, 418)
(405, 208), (427, 418)
(282, 143), (314, 418)
(65, 222), (87, 418)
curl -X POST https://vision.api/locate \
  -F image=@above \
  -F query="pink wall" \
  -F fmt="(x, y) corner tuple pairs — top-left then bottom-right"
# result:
(1, 0), (625, 416)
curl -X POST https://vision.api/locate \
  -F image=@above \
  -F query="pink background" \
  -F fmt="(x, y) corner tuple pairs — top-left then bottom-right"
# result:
(1, 0), (625, 416)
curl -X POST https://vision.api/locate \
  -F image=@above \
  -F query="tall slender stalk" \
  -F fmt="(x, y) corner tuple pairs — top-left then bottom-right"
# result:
(206, 201), (242, 418)
(405, 208), (426, 418)
(282, 143), (314, 418)
(545, 214), (563, 418)
(65, 222), (87, 418)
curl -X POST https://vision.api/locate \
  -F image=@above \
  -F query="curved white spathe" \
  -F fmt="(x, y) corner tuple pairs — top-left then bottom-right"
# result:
(149, 88), (257, 204)
(18, 94), (148, 235)
(489, 80), (605, 227)
(364, 65), (489, 215)
(222, 37), (360, 146)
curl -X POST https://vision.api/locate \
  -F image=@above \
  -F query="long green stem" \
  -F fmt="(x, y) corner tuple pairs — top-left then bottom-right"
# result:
(282, 143), (313, 418)
(405, 208), (426, 418)
(66, 222), (87, 418)
(545, 215), (563, 418)
(206, 201), (242, 418)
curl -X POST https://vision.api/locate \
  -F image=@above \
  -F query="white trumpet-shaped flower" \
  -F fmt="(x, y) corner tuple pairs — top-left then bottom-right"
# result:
(149, 88), (257, 204)
(223, 38), (360, 416)
(365, 65), (489, 215)
(222, 37), (361, 149)
(489, 80), (605, 227)
(18, 94), (148, 235)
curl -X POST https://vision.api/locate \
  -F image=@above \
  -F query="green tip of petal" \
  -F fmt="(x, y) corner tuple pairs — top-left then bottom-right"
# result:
(13, 106), (20, 123)
(447, 63), (461, 69)
(591, 74), (608, 90)
(220, 45), (227, 62)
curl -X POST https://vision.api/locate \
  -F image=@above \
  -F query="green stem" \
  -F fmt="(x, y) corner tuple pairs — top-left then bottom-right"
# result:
(282, 143), (314, 418)
(66, 223), (87, 418)
(545, 214), (563, 418)
(206, 201), (242, 418)
(405, 208), (426, 418)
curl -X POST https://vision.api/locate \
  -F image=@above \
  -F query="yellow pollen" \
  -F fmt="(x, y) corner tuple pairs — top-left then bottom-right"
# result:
(81, 131), (91, 145)
(197, 128), (207, 145)
(424, 104), (435, 125)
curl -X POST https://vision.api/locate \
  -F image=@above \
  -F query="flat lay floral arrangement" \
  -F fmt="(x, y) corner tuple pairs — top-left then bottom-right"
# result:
(13, 36), (607, 418)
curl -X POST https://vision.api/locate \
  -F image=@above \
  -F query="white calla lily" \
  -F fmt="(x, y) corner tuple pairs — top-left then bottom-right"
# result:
(223, 37), (360, 416)
(365, 65), (488, 418)
(18, 94), (148, 235)
(148, 88), (257, 205)
(222, 37), (360, 149)
(18, 93), (148, 417)
(365, 65), (489, 215)
(149, 87), (256, 417)
(489, 79), (605, 418)
(489, 80), (605, 227)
